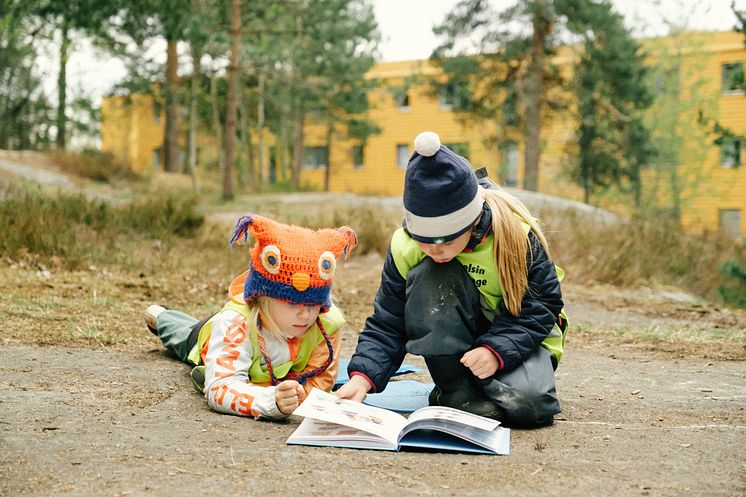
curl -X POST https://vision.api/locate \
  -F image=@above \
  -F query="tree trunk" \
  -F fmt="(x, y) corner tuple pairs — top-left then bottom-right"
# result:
(187, 46), (201, 193)
(523, 6), (551, 192)
(257, 71), (266, 189)
(210, 72), (224, 170)
(222, 0), (241, 201)
(292, 112), (305, 189)
(324, 122), (333, 192)
(278, 125), (290, 183)
(164, 40), (181, 172)
(291, 10), (305, 189)
(56, 15), (70, 150)
(241, 99), (255, 190)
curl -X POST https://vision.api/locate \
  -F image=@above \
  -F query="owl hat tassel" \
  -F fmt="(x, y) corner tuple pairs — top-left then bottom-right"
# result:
(228, 215), (255, 247)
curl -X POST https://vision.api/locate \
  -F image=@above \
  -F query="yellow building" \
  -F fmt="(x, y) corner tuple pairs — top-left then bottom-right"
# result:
(101, 31), (745, 239)
(101, 94), (165, 173)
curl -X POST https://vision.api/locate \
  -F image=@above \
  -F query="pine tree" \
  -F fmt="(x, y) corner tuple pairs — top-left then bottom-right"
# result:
(431, 0), (564, 191)
(560, 0), (655, 206)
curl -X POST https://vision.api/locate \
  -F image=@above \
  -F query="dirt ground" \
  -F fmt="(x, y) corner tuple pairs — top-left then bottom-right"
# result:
(1, 157), (745, 497)
(1, 253), (745, 497)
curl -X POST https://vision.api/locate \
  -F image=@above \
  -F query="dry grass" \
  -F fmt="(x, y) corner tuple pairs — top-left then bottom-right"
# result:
(0, 183), (204, 269)
(533, 206), (744, 304)
(49, 149), (140, 183)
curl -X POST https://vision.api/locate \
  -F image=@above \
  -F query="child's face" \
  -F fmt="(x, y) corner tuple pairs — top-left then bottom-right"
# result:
(268, 299), (322, 338)
(416, 229), (472, 264)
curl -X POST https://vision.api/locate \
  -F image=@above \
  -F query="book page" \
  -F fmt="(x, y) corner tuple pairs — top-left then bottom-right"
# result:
(293, 388), (408, 447)
(287, 418), (396, 450)
(399, 425), (510, 455)
(407, 406), (501, 431)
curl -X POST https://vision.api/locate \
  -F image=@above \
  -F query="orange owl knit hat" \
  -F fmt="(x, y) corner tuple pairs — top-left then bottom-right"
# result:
(228, 214), (357, 311)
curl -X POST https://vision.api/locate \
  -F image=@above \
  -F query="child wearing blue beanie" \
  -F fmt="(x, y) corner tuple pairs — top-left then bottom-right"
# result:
(336, 131), (568, 427)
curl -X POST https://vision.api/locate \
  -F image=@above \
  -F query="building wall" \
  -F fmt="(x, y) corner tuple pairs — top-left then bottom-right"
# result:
(100, 31), (746, 238)
(680, 32), (746, 236)
(101, 94), (165, 173)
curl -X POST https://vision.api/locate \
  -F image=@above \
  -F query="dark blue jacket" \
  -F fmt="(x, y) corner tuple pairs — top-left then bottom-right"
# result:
(347, 207), (565, 393)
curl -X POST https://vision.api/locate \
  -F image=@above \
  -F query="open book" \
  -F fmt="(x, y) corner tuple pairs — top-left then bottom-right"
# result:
(287, 388), (510, 455)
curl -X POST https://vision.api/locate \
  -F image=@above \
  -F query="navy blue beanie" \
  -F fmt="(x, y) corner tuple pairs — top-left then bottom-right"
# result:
(403, 131), (483, 244)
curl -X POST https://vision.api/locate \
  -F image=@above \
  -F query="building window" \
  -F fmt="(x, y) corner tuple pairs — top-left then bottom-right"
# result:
(438, 82), (467, 110)
(722, 63), (745, 95)
(303, 146), (328, 169)
(445, 142), (469, 160)
(152, 147), (161, 167)
(352, 145), (364, 169)
(720, 137), (742, 168)
(499, 141), (519, 187)
(396, 144), (410, 168)
(397, 92), (410, 110)
(719, 209), (742, 240)
(152, 102), (162, 124)
(389, 85), (410, 111)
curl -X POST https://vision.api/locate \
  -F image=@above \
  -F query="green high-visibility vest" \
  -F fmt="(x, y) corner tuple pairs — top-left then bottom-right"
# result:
(390, 226), (568, 364)
(187, 300), (344, 382)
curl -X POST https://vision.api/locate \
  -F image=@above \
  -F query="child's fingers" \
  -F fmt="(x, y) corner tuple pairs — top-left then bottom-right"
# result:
(277, 380), (299, 392)
(460, 350), (474, 367)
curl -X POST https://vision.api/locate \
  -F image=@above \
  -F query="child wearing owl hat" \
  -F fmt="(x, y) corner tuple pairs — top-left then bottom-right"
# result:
(337, 131), (568, 428)
(144, 214), (357, 420)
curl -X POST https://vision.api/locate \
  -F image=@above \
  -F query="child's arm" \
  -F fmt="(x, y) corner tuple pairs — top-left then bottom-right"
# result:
(299, 329), (342, 395)
(202, 311), (288, 419)
(474, 231), (564, 373)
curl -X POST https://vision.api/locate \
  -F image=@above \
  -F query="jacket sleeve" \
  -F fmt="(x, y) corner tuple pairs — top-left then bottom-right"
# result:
(475, 231), (564, 373)
(202, 311), (287, 420)
(346, 247), (408, 393)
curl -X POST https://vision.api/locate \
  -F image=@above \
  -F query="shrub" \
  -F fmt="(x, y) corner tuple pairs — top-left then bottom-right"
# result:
(538, 207), (743, 303)
(718, 258), (746, 309)
(50, 149), (140, 183)
(0, 183), (204, 268)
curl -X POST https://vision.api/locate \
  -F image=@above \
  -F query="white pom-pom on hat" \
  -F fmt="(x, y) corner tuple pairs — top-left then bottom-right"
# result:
(414, 131), (441, 157)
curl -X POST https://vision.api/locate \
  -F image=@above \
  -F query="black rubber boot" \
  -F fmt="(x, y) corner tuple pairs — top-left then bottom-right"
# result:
(425, 355), (504, 420)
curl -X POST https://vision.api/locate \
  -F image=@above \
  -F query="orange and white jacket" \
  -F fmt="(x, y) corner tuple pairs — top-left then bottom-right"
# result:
(189, 272), (343, 420)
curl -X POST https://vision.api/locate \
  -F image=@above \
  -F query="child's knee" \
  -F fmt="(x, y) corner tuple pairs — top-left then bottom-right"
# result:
(498, 390), (559, 427)
(482, 378), (560, 428)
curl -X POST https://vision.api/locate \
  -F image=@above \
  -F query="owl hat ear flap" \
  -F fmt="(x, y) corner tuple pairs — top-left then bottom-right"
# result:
(335, 226), (358, 259)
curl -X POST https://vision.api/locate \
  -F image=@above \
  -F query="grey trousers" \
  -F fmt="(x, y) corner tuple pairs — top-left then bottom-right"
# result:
(153, 309), (201, 365)
(404, 258), (561, 427)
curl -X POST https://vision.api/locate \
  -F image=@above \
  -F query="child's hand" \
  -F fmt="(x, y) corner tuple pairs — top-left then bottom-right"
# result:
(460, 347), (499, 379)
(275, 380), (304, 415)
(334, 375), (371, 402)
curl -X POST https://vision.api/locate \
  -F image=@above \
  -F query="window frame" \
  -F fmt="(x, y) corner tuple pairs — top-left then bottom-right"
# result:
(303, 146), (329, 169)
(719, 208), (742, 240)
(722, 62), (745, 95)
(720, 137), (742, 168)
(352, 144), (364, 170)
(396, 144), (410, 169)
(152, 147), (161, 168)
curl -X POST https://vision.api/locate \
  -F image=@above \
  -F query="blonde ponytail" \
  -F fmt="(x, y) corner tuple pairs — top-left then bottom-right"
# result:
(482, 188), (550, 317)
